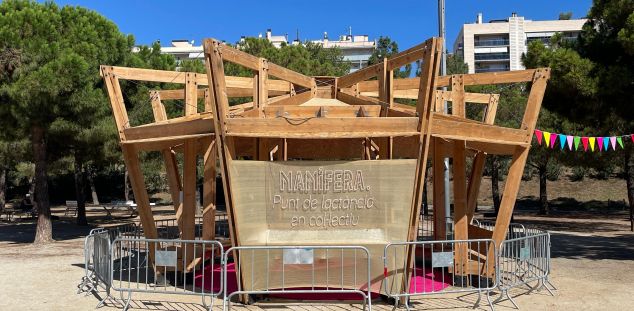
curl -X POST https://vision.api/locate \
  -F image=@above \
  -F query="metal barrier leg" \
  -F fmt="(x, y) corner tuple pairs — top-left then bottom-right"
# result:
(122, 291), (132, 311)
(485, 290), (494, 311)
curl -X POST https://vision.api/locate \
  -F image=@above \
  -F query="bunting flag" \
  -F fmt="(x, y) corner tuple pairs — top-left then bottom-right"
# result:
(549, 133), (558, 148)
(535, 129), (543, 145)
(559, 135), (566, 150)
(610, 136), (617, 150)
(533, 129), (634, 152)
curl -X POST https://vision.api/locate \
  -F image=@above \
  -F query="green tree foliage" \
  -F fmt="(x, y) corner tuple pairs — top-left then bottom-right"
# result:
(446, 54), (469, 75)
(0, 0), (133, 240)
(368, 36), (411, 78)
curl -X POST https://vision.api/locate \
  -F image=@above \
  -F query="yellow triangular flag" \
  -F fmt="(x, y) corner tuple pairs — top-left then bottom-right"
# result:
(589, 137), (596, 151)
(543, 132), (551, 148)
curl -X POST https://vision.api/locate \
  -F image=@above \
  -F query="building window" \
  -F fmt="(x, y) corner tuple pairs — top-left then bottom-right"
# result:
(474, 52), (510, 61)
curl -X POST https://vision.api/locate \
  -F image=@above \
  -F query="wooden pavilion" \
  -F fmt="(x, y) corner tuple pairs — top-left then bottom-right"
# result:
(101, 36), (549, 292)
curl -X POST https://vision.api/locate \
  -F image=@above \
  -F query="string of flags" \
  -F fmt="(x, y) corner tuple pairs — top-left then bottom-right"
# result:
(534, 129), (632, 152)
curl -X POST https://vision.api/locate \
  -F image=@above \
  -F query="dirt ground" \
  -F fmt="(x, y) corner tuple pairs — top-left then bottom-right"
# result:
(1, 199), (633, 311)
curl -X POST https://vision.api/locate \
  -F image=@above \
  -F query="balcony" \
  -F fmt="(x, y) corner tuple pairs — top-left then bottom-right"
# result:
(474, 39), (509, 47)
(474, 52), (510, 61)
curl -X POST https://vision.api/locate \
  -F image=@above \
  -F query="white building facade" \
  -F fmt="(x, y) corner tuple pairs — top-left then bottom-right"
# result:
(453, 13), (586, 73)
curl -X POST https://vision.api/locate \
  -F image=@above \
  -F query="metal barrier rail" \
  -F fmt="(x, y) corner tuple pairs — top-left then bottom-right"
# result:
(147, 214), (230, 240)
(496, 232), (554, 309)
(77, 228), (107, 295)
(93, 230), (113, 307)
(110, 237), (224, 311)
(384, 239), (498, 311)
(223, 245), (372, 311)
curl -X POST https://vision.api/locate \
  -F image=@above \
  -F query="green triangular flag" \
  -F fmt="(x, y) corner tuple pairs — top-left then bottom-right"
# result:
(617, 136), (624, 149)
(574, 136), (581, 150)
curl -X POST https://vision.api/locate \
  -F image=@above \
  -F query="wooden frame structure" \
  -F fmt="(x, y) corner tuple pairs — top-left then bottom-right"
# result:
(101, 35), (549, 293)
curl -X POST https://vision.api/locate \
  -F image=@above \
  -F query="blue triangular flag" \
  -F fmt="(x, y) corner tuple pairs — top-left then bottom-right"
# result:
(559, 134), (567, 150)
(604, 137), (610, 151)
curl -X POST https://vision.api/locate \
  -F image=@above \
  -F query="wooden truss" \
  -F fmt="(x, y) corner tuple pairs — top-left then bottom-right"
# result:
(101, 36), (549, 284)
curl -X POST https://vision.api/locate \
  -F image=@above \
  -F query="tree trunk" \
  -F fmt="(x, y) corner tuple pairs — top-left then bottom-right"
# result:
(74, 155), (88, 226)
(32, 125), (52, 244)
(124, 169), (131, 201)
(86, 165), (99, 205)
(0, 168), (6, 211)
(539, 164), (549, 215)
(624, 148), (634, 232)
(491, 156), (501, 215)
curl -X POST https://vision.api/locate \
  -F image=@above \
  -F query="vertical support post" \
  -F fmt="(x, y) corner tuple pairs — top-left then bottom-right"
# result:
(181, 140), (197, 267)
(432, 139), (446, 240)
(185, 73), (198, 116)
(202, 140), (217, 240)
(150, 91), (183, 215)
(450, 75), (465, 117)
(453, 139), (469, 280)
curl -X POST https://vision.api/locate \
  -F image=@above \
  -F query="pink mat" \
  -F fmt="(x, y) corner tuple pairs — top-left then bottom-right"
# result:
(194, 263), (450, 299)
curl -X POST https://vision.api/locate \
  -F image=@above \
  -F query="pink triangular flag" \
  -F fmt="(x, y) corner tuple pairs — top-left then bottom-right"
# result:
(582, 137), (589, 151)
(534, 129), (543, 145)
(610, 136), (617, 150)
(549, 133), (558, 148)
(631, 134), (634, 143)
(566, 135), (573, 150)
(597, 137), (604, 152)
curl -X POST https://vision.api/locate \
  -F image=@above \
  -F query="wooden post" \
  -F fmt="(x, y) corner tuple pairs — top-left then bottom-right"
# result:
(432, 138), (446, 240)
(185, 73), (198, 115)
(181, 140), (197, 265)
(403, 38), (441, 300)
(450, 75), (465, 117)
(121, 144), (158, 260)
(202, 140), (217, 240)
(150, 91), (183, 215)
(452, 139), (469, 280)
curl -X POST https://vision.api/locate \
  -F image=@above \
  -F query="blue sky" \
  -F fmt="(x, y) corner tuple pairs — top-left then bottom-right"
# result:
(49, 0), (592, 51)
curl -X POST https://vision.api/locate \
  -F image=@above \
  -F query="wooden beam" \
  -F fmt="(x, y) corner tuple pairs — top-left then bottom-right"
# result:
(263, 105), (381, 118)
(185, 73), (198, 115)
(150, 90), (183, 215)
(452, 139), (469, 277)
(120, 144), (158, 267)
(435, 69), (545, 87)
(101, 66), (129, 139)
(268, 62), (315, 89)
(432, 139), (446, 240)
(203, 38), (240, 249)
(337, 62), (382, 88)
(123, 115), (214, 141)
(336, 90), (385, 108)
(105, 66), (290, 96)
(180, 140), (197, 266)
(218, 43), (260, 70)
(386, 40), (431, 71)
(521, 68), (550, 139)
(451, 75), (465, 117)
(431, 115), (529, 145)
(202, 140), (217, 240)
(224, 117), (420, 138)
(267, 91), (312, 106)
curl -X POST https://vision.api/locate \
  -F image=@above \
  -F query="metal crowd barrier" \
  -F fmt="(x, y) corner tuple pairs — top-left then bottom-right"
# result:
(496, 232), (554, 309)
(383, 239), (498, 311)
(77, 228), (108, 295)
(110, 237), (224, 311)
(223, 245), (372, 310)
